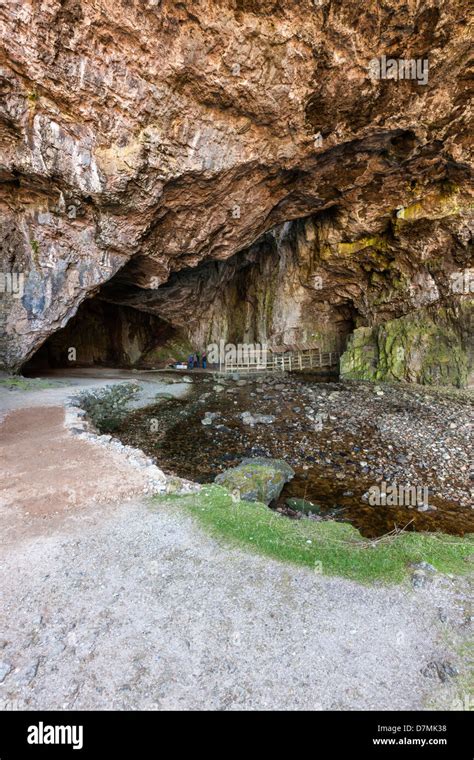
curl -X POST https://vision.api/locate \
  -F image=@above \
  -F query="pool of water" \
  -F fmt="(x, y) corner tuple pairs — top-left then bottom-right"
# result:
(115, 374), (474, 538)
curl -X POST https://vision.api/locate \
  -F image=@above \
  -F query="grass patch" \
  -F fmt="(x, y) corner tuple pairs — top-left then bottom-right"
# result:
(153, 485), (474, 584)
(0, 377), (60, 391)
(73, 383), (140, 433)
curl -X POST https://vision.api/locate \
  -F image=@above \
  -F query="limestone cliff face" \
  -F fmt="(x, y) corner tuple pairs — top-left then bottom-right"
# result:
(340, 299), (473, 387)
(0, 0), (472, 378)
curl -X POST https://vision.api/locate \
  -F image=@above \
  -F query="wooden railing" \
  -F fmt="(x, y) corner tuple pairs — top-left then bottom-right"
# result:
(222, 348), (340, 374)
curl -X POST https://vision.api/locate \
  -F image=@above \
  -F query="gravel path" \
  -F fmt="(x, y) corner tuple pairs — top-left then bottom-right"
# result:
(0, 499), (470, 711)
(0, 370), (471, 711)
(0, 368), (191, 421)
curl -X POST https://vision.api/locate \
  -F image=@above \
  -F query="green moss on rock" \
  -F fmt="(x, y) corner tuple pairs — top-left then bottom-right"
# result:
(341, 301), (473, 387)
(215, 457), (294, 505)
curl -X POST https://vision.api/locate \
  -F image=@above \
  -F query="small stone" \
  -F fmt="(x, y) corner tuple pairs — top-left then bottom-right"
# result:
(411, 561), (437, 574)
(412, 571), (428, 589)
(421, 661), (459, 682)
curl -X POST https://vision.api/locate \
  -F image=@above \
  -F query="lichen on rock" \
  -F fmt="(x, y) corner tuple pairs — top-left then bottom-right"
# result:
(215, 457), (295, 505)
(340, 299), (473, 387)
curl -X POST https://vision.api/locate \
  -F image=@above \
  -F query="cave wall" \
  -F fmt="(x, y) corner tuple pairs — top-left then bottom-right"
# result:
(175, 221), (357, 352)
(1, 0), (473, 371)
(340, 299), (473, 387)
(97, 209), (473, 387)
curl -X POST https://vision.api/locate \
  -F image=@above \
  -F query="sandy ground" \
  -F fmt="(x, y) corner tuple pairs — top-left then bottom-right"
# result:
(0, 406), (153, 519)
(0, 370), (471, 711)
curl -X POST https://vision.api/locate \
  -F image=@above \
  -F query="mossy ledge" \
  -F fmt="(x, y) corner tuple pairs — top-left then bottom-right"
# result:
(152, 485), (474, 585)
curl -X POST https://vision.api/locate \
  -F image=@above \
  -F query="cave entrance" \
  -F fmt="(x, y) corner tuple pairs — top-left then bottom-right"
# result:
(22, 295), (179, 375)
(21, 213), (364, 377)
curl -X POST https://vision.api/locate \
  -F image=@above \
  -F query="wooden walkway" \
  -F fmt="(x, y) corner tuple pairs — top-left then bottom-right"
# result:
(221, 347), (339, 374)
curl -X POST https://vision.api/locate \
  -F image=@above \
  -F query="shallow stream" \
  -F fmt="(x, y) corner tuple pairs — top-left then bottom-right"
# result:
(115, 373), (473, 538)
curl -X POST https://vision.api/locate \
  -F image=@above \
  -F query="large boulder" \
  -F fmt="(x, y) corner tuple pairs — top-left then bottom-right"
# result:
(215, 457), (295, 505)
(239, 457), (295, 482)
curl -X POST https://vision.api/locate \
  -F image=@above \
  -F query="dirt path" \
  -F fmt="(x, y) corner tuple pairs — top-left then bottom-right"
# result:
(0, 406), (152, 522)
(0, 373), (471, 710)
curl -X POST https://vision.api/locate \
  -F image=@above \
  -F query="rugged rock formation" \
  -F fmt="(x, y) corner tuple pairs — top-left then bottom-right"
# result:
(0, 0), (472, 381)
(341, 299), (472, 386)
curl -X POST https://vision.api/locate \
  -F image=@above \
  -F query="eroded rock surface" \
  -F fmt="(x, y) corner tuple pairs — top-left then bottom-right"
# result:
(0, 1), (472, 377)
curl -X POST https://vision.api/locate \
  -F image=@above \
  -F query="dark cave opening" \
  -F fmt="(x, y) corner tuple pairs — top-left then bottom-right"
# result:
(22, 296), (177, 374)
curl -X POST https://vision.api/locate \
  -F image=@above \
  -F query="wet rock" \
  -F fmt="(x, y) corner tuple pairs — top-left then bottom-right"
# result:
(240, 457), (295, 481)
(411, 571), (429, 589)
(215, 457), (294, 505)
(411, 561), (437, 574)
(201, 411), (220, 426)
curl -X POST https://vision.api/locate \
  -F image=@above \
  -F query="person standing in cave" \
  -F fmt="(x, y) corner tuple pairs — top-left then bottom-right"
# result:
(193, 352), (199, 368)
(202, 350), (207, 370)
(188, 353), (194, 370)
